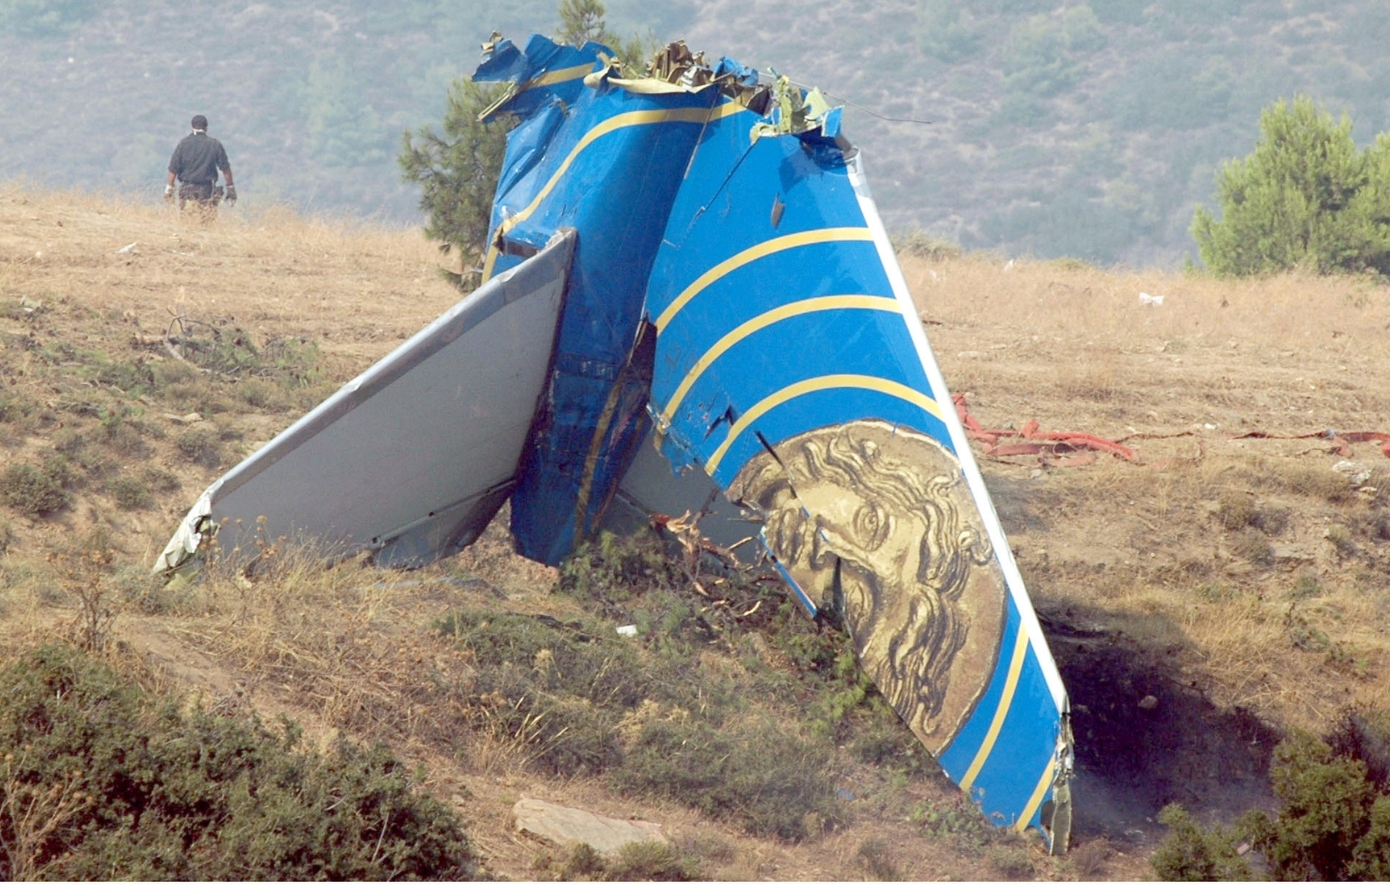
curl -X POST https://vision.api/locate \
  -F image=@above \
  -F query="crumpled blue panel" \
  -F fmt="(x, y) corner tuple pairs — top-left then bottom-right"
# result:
(712, 56), (759, 89)
(639, 73), (1072, 848)
(476, 38), (722, 565)
(474, 33), (604, 122)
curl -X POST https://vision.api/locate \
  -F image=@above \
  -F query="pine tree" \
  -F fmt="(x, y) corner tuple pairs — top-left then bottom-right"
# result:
(1191, 95), (1390, 276)
(398, 79), (514, 288)
(399, 0), (650, 288)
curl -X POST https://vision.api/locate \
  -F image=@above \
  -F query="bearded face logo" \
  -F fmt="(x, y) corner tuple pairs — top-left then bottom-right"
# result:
(729, 420), (1007, 753)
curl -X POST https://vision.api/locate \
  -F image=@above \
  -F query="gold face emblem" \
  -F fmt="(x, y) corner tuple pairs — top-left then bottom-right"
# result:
(728, 419), (1007, 754)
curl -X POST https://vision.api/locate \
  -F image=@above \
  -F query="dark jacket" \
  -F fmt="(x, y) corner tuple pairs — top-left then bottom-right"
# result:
(168, 132), (230, 186)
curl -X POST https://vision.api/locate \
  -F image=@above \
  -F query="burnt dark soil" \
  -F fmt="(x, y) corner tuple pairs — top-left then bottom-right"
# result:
(1041, 604), (1281, 841)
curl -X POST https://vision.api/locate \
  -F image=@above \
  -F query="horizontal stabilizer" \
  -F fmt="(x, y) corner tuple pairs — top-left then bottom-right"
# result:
(154, 230), (575, 574)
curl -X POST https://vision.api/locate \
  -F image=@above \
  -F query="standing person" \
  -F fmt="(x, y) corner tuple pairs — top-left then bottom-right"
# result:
(165, 114), (236, 213)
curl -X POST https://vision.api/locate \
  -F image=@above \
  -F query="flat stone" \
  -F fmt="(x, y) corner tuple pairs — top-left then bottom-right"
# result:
(513, 797), (666, 854)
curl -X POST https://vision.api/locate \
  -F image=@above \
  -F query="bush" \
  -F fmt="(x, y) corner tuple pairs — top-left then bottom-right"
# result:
(1242, 732), (1382, 880)
(174, 425), (221, 466)
(1328, 706), (1390, 790)
(605, 840), (701, 881)
(1153, 713), (1390, 880)
(106, 473), (151, 510)
(1151, 804), (1253, 880)
(439, 609), (640, 775)
(1230, 528), (1275, 568)
(610, 717), (842, 841)
(1192, 96), (1390, 277)
(0, 462), (71, 518)
(0, 644), (478, 880)
(548, 839), (700, 882)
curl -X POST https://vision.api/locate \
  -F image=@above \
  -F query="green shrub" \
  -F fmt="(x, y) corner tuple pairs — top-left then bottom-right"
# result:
(914, 0), (984, 63)
(1192, 96), (1390, 277)
(106, 473), (151, 510)
(439, 609), (639, 775)
(1242, 732), (1381, 880)
(174, 425), (222, 466)
(610, 717), (841, 841)
(1151, 804), (1253, 880)
(1328, 706), (1390, 789)
(911, 794), (996, 850)
(1001, 14), (1085, 99)
(92, 358), (156, 395)
(1282, 463), (1353, 503)
(1326, 523), (1357, 559)
(985, 841), (1035, 880)
(140, 466), (181, 493)
(1287, 572), (1323, 601)
(556, 841), (606, 879)
(440, 608), (647, 711)
(449, 531), (931, 840)
(151, 359), (201, 389)
(1347, 796), (1390, 880)
(1285, 609), (1333, 654)
(605, 839), (701, 881)
(855, 836), (901, 880)
(0, 644), (478, 880)
(558, 530), (687, 612)
(0, 462), (71, 518)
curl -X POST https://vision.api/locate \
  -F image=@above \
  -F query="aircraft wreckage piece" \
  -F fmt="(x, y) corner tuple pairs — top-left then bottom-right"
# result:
(156, 34), (1073, 851)
(154, 230), (574, 574)
(474, 36), (1073, 849)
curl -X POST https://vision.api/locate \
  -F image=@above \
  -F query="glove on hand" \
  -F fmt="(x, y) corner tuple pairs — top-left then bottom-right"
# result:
(225, 185), (237, 206)
(164, 184), (174, 202)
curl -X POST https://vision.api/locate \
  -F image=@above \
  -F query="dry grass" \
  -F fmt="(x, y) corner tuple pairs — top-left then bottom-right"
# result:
(901, 249), (1390, 734)
(5, 184), (1390, 879)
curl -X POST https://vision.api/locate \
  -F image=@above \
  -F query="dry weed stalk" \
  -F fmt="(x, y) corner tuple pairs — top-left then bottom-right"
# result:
(0, 751), (93, 880)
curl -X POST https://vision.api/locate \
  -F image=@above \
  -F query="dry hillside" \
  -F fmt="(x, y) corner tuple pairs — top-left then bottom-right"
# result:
(2, 183), (1390, 880)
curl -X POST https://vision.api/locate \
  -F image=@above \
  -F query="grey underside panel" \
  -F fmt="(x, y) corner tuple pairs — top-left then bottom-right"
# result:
(205, 231), (574, 568)
(601, 429), (761, 556)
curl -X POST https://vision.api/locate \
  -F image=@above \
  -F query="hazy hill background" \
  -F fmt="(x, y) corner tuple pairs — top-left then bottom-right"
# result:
(4, 0), (1389, 268)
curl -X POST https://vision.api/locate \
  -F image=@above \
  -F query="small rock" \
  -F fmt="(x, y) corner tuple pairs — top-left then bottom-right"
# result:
(513, 798), (666, 854)
(1138, 695), (1159, 711)
(1333, 460), (1372, 486)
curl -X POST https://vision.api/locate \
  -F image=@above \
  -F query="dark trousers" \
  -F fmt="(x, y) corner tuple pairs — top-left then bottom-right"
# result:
(178, 182), (223, 210)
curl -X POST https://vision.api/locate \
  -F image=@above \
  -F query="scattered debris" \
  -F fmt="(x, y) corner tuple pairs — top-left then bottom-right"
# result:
(1231, 428), (1390, 459)
(955, 394), (1137, 464)
(1138, 292), (1164, 306)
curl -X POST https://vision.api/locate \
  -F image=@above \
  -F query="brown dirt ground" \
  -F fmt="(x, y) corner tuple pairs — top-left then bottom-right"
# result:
(4, 183), (1390, 880)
